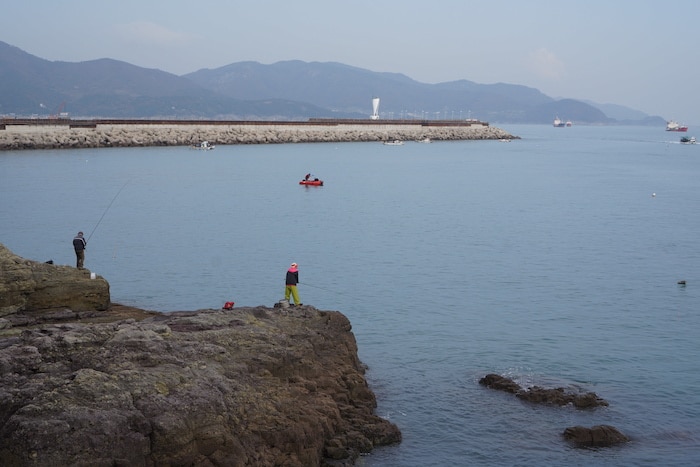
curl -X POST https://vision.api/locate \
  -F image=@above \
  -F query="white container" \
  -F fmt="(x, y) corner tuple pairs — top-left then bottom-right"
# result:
(90, 272), (96, 280)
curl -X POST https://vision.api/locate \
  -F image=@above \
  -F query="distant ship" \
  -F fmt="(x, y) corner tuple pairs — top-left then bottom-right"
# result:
(666, 120), (688, 132)
(565, 120), (572, 127)
(553, 117), (566, 127)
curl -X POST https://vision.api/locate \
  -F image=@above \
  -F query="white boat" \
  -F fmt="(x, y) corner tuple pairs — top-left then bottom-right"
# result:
(192, 141), (215, 150)
(565, 120), (572, 127)
(553, 117), (566, 127)
(498, 138), (511, 143)
(383, 140), (404, 146)
(416, 137), (431, 143)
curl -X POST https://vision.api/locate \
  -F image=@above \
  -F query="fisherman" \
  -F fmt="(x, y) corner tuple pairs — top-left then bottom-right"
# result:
(73, 231), (87, 269)
(284, 262), (302, 306)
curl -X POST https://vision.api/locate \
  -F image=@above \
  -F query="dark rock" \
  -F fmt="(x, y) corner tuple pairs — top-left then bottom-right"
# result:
(479, 373), (521, 393)
(516, 386), (609, 408)
(0, 260), (401, 467)
(563, 425), (630, 447)
(479, 374), (608, 408)
(0, 243), (110, 314)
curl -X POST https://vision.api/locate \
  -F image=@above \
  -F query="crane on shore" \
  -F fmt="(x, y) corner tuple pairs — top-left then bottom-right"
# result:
(49, 102), (67, 119)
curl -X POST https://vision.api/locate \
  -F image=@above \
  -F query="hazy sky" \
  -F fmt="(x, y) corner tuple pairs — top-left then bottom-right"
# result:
(3, 0), (699, 124)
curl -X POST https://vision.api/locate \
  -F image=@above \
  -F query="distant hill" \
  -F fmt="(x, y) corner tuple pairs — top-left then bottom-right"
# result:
(0, 42), (338, 119)
(0, 40), (665, 124)
(183, 60), (616, 124)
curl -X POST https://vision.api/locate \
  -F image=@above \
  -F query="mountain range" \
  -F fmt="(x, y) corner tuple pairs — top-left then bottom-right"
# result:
(0, 41), (664, 125)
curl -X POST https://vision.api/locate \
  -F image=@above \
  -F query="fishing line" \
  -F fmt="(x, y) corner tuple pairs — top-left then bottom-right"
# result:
(302, 282), (346, 296)
(87, 180), (129, 242)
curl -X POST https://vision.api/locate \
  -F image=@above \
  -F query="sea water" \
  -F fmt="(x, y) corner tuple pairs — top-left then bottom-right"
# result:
(1, 125), (699, 465)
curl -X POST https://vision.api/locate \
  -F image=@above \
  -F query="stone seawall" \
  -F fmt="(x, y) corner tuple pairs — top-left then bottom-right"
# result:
(0, 122), (517, 150)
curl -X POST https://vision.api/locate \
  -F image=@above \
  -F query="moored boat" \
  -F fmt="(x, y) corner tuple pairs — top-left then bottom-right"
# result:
(553, 117), (566, 127)
(667, 120), (688, 132)
(383, 139), (404, 145)
(191, 141), (214, 150)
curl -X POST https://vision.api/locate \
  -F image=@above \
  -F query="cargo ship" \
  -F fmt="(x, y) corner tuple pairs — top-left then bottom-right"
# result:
(666, 120), (688, 132)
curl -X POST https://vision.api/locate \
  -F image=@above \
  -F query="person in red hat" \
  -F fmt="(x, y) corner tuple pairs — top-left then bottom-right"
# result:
(284, 262), (301, 306)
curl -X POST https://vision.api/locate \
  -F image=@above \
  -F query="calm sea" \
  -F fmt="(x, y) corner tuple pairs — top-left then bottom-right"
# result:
(2, 125), (699, 466)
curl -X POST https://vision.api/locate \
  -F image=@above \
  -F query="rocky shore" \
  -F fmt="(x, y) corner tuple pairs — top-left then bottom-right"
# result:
(0, 120), (517, 150)
(0, 244), (401, 466)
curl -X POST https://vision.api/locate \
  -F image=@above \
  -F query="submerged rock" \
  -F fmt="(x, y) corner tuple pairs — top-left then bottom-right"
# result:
(516, 386), (609, 408)
(479, 373), (608, 408)
(563, 425), (630, 447)
(478, 373), (521, 394)
(480, 374), (623, 449)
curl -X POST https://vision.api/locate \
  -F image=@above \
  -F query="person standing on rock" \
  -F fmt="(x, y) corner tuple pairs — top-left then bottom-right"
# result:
(285, 262), (302, 306)
(73, 231), (86, 269)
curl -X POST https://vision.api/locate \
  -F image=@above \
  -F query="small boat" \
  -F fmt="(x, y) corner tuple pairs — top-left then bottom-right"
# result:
(299, 179), (323, 186)
(666, 121), (688, 132)
(299, 175), (323, 186)
(192, 141), (215, 150)
(498, 138), (511, 143)
(553, 117), (566, 127)
(383, 139), (404, 145)
(680, 136), (696, 144)
(416, 137), (432, 143)
(565, 120), (572, 127)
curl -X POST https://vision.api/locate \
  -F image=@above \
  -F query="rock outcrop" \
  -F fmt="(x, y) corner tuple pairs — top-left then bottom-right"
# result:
(479, 373), (628, 449)
(0, 243), (110, 316)
(0, 245), (401, 466)
(563, 425), (630, 447)
(479, 373), (608, 408)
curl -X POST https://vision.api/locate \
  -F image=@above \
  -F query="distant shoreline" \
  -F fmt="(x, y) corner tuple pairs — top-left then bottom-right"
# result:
(0, 119), (518, 150)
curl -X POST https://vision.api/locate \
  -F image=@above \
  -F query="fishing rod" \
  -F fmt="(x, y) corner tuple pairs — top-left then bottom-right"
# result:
(86, 180), (129, 242)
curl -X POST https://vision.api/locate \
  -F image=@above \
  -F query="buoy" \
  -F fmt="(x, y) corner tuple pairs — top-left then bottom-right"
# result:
(652, 193), (656, 197)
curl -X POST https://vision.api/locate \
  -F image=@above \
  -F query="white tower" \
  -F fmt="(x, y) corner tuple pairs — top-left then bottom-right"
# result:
(370, 97), (380, 120)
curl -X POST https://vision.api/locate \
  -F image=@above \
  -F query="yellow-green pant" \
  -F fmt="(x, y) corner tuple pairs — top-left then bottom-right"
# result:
(284, 285), (300, 305)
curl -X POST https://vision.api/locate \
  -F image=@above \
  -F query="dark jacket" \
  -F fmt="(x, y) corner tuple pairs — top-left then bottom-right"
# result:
(285, 268), (299, 286)
(73, 236), (86, 251)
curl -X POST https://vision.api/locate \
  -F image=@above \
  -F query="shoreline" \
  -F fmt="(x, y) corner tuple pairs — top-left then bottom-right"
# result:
(0, 119), (518, 150)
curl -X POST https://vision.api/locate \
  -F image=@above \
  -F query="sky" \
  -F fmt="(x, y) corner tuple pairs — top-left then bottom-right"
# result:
(3, 0), (699, 124)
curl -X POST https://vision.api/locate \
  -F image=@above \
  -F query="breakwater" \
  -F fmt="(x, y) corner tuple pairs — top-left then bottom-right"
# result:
(0, 119), (517, 150)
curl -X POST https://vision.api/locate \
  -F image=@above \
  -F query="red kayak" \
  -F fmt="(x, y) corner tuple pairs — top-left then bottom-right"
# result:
(299, 179), (323, 186)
